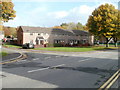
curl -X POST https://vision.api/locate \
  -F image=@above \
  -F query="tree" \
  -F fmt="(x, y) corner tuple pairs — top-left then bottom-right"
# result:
(3, 26), (17, 38)
(67, 22), (77, 30)
(1, 1), (16, 22)
(112, 10), (120, 47)
(60, 22), (84, 30)
(53, 26), (64, 29)
(0, 0), (16, 32)
(76, 22), (84, 30)
(86, 3), (119, 47)
(60, 23), (68, 29)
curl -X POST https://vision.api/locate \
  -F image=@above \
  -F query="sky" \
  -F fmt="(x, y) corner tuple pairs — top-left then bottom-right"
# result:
(3, 0), (119, 27)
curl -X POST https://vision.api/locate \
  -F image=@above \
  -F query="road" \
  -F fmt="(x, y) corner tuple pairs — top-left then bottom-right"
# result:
(1, 48), (118, 88)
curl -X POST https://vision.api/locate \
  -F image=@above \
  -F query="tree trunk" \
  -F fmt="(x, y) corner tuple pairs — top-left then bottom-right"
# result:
(114, 42), (117, 47)
(113, 37), (118, 47)
(106, 42), (109, 47)
(106, 38), (109, 47)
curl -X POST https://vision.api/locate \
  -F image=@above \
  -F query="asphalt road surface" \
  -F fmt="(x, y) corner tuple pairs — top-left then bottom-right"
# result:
(2, 49), (118, 88)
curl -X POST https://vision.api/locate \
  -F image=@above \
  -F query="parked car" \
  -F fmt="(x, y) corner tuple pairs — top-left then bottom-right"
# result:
(22, 43), (34, 49)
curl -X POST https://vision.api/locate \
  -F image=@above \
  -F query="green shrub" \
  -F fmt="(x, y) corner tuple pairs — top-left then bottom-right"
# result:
(54, 43), (63, 47)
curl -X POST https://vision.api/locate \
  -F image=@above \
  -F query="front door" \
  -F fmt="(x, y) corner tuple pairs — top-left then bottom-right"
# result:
(36, 40), (39, 45)
(40, 40), (44, 45)
(36, 40), (44, 45)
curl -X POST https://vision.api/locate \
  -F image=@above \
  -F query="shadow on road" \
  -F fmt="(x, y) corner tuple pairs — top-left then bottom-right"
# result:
(51, 66), (116, 76)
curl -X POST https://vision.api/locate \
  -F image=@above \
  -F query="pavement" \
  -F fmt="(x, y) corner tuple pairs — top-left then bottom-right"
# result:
(2, 53), (21, 62)
(1, 47), (22, 63)
(1, 47), (119, 88)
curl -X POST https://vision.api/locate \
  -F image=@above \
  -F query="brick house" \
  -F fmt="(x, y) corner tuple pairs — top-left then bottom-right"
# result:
(17, 26), (94, 47)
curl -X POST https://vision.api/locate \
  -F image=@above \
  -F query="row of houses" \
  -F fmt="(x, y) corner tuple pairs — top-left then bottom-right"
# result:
(17, 26), (94, 47)
(0, 26), (94, 47)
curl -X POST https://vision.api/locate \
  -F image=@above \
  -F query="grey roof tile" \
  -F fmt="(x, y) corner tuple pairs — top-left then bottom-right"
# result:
(18, 26), (88, 35)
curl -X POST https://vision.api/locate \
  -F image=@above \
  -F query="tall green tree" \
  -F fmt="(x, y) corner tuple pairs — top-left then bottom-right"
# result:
(86, 3), (119, 47)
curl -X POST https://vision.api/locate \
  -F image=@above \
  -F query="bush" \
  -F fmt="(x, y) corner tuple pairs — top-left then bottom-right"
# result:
(47, 43), (54, 47)
(54, 43), (63, 47)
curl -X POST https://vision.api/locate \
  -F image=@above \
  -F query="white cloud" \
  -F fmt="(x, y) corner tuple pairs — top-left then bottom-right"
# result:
(71, 5), (93, 14)
(4, 2), (118, 27)
(45, 5), (95, 25)
(48, 11), (68, 19)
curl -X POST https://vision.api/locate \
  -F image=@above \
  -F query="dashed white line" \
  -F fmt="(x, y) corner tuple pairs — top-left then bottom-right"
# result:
(78, 59), (90, 62)
(33, 58), (39, 61)
(55, 56), (61, 58)
(28, 67), (50, 73)
(17, 60), (27, 62)
(51, 64), (65, 68)
(28, 64), (65, 73)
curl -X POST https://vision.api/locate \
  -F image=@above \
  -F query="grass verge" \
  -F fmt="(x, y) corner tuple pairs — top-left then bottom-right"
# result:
(3, 43), (21, 48)
(0, 52), (8, 56)
(35, 46), (118, 52)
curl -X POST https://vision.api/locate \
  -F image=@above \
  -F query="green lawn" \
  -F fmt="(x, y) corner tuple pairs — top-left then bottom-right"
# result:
(0, 52), (8, 56)
(3, 44), (21, 48)
(35, 46), (118, 52)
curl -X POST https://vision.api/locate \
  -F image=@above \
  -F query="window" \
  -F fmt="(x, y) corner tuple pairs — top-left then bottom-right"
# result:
(82, 39), (87, 44)
(68, 39), (78, 44)
(54, 40), (65, 44)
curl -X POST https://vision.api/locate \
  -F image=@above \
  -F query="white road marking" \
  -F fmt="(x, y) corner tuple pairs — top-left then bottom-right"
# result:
(55, 56), (61, 57)
(28, 67), (50, 73)
(51, 64), (65, 68)
(33, 58), (39, 61)
(17, 60), (27, 62)
(44, 57), (51, 59)
(28, 64), (65, 73)
(78, 59), (90, 62)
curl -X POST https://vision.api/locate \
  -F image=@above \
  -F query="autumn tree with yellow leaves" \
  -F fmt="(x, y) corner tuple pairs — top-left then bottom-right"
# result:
(86, 3), (119, 47)
(0, 0), (16, 31)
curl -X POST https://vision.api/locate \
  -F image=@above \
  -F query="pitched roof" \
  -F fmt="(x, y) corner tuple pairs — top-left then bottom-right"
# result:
(19, 26), (52, 34)
(18, 26), (88, 35)
(71, 30), (88, 35)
